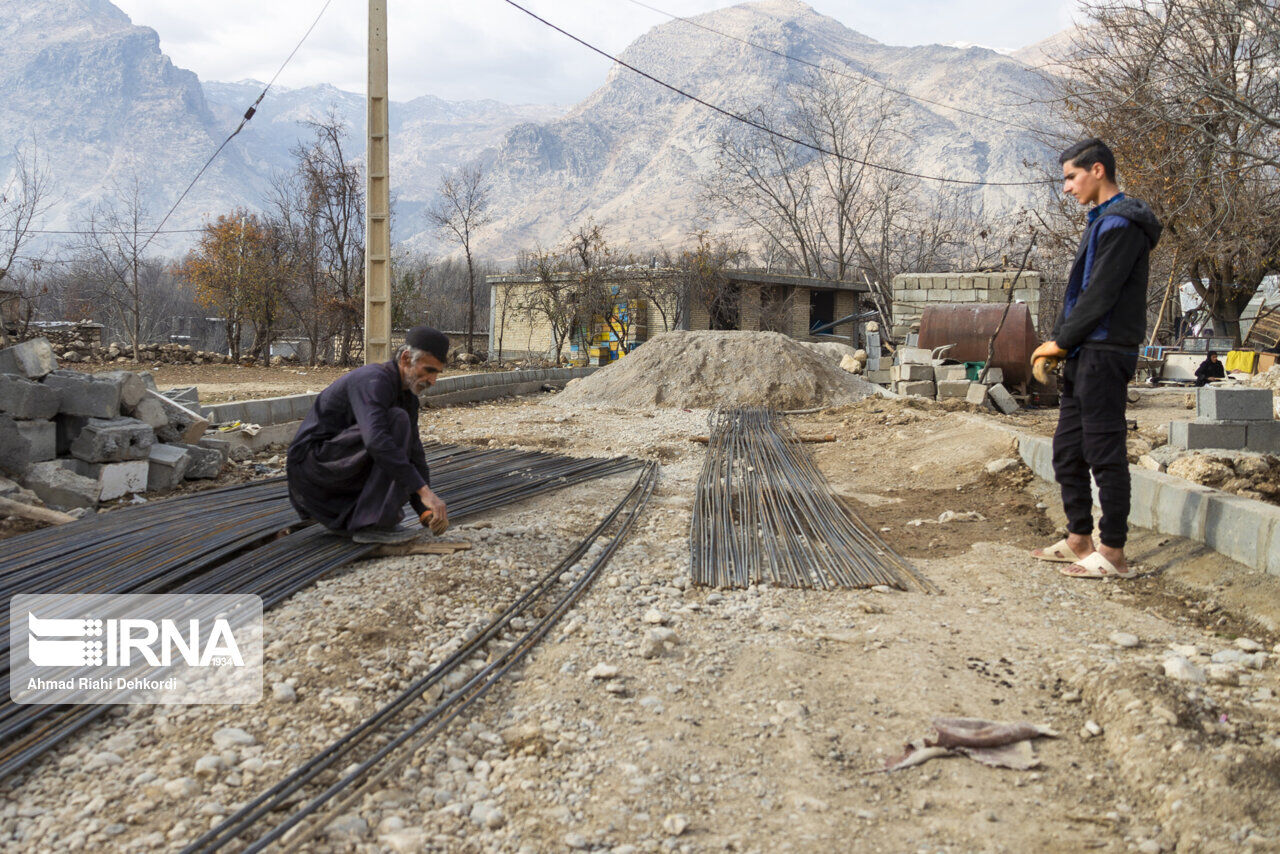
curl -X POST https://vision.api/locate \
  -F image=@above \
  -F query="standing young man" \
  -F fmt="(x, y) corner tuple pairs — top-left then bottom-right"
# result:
(1031, 139), (1162, 579)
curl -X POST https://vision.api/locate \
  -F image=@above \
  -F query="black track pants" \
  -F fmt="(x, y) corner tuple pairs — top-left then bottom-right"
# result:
(1051, 347), (1138, 549)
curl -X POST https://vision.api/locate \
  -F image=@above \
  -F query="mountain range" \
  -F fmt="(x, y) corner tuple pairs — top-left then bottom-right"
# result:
(1, 0), (1065, 260)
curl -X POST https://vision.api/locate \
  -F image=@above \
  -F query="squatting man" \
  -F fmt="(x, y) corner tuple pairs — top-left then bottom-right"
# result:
(286, 326), (451, 544)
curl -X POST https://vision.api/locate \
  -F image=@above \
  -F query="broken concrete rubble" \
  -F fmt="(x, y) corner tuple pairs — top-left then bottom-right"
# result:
(68, 417), (154, 463)
(66, 459), (147, 501)
(147, 444), (191, 491)
(15, 420), (56, 462)
(0, 337), (57, 379)
(173, 443), (223, 479)
(41, 371), (121, 418)
(0, 374), (60, 420)
(22, 460), (100, 509)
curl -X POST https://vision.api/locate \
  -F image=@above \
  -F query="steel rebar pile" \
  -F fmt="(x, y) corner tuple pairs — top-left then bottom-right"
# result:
(0, 444), (644, 783)
(691, 407), (935, 592)
(183, 461), (659, 854)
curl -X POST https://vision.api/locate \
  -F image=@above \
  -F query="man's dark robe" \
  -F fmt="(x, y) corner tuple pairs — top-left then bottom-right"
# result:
(286, 360), (429, 533)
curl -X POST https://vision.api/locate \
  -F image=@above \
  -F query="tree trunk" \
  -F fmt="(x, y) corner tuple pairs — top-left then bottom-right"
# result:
(465, 248), (476, 358)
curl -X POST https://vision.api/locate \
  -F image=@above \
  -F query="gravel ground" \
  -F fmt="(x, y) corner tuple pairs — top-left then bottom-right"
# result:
(3, 394), (1279, 853)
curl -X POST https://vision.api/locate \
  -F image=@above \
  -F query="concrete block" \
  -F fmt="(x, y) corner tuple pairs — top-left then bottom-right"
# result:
(936, 380), (973, 400)
(1127, 468), (1163, 529)
(66, 459), (147, 500)
(934, 364), (969, 382)
(138, 372), (157, 392)
(0, 338), (57, 379)
(891, 364), (934, 382)
(1196, 386), (1273, 421)
(54, 414), (89, 456)
(926, 289), (948, 301)
(1204, 493), (1280, 570)
(0, 374), (59, 419)
(69, 417), (155, 463)
(22, 460), (99, 509)
(965, 383), (989, 406)
(145, 389), (209, 443)
(1151, 472), (1216, 541)
(173, 443), (223, 479)
(1168, 419), (1247, 450)
(42, 371), (121, 418)
(1245, 421), (1280, 454)
(988, 383), (1019, 414)
(268, 397), (294, 424)
(162, 386), (200, 406)
(0, 415), (31, 476)
(197, 436), (232, 465)
(976, 366), (1004, 385)
(865, 369), (892, 385)
(147, 444), (191, 492)
(896, 381), (936, 398)
(896, 347), (933, 366)
(15, 420), (55, 462)
(131, 396), (168, 430)
(243, 400), (272, 426)
(96, 371), (147, 409)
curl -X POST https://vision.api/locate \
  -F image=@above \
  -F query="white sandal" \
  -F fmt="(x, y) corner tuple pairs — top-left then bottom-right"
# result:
(1059, 551), (1137, 579)
(1031, 538), (1086, 563)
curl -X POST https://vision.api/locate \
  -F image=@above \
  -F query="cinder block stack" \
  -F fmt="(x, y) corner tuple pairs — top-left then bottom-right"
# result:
(887, 353), (1019, 414)
(0, 337), (226, 510)
(1169, 387), (1280, 453)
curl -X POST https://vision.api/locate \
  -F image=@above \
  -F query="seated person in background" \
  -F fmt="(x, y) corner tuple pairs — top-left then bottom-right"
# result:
(286, 326), (449, 544)
(1194, 350), (1225, 387)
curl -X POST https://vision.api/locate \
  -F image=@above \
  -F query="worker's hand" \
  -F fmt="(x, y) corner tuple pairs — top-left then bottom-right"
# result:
(1031, 340), (1067, 363)
(417, 486), (449, 535)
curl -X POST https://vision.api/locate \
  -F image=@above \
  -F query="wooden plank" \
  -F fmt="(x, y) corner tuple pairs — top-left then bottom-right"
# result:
(1245, 308), (1280, 350)
(0, 496), (77, 526)
(369, 541), (471, 557)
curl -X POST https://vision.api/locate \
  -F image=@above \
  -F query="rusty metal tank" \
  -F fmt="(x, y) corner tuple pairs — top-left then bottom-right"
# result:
(916, 303), (1040, 388)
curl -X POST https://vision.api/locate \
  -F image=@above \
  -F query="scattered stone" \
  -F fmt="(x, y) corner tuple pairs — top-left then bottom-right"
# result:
(163, 777), (200, 799)
(587, 663), (620, 679)
(662, 814), (690, 836)
(1235, 638), (1263, 653)
(1109, 632), (1140, 649)
(642, 608), (669, 625)
(564, 831), (589, 849)
(325, 813), (369, 840)
(271, 682), (297, 703)
(1084, 720), (1103, 736)
(331, 695), (360, 715)
(1162, 656), (1206, 683)
(212, 727), (256, 749)
(984, 457), (1019, 474)
(1205, 664), (1238, 685)
(193, 755), (224, 779)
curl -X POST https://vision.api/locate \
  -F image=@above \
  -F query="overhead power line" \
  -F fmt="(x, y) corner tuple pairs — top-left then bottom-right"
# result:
(499, 0), (1052, 188)
(138, 0), (337, 252)
(621, 0), (1044, 134)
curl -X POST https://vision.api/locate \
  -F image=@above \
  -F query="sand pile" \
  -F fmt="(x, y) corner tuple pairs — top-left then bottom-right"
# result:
(553, 330), (882, 410)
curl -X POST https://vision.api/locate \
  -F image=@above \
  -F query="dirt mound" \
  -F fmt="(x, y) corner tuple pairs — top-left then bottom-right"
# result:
(553, 330), (882, 410)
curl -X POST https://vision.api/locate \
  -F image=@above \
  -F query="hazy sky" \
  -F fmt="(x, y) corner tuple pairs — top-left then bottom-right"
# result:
(112, 0), (1078, 105)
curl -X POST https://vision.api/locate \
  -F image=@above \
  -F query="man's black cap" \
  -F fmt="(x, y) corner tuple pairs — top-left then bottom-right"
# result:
(405, 326), (449, 362)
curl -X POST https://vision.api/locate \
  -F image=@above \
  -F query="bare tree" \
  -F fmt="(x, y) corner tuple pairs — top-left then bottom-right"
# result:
(77, 174), (158, 360)
(1045, 0), (1280, 342)
(427, 165), (490, 358)
(0, 147), (54, 345)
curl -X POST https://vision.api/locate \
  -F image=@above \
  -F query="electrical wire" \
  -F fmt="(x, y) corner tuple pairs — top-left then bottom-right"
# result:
(620, 0), (1045, 134)
(138, 0), (337, 253)
(499, 0), (1054, 188)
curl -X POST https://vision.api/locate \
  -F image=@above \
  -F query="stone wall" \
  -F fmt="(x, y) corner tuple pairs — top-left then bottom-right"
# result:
(891, 272), (1042, 341)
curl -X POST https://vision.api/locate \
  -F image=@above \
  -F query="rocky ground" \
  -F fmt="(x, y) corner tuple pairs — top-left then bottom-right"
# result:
(3, 393), (1279, 853)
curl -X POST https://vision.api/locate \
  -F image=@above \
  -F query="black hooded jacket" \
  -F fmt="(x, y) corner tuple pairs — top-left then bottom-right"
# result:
(1051, 194), (1163, 353)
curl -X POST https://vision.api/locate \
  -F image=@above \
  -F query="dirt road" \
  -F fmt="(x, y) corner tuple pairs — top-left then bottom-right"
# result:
(3, 395), (1278, 853)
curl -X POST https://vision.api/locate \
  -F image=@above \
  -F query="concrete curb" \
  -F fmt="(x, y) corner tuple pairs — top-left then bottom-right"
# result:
(1002, 424), (1280, 576)
(203, 367), (601, 427)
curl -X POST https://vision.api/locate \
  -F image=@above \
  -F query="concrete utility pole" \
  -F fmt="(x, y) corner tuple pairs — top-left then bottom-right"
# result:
(364, 0), (391, 364)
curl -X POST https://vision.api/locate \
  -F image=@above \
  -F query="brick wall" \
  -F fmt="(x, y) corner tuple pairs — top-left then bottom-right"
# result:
(891, 272), (1042, 340)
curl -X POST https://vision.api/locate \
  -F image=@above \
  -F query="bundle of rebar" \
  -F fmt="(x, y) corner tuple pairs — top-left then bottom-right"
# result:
(0, 444), (644, 782)
(691, 407), (935, 592)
